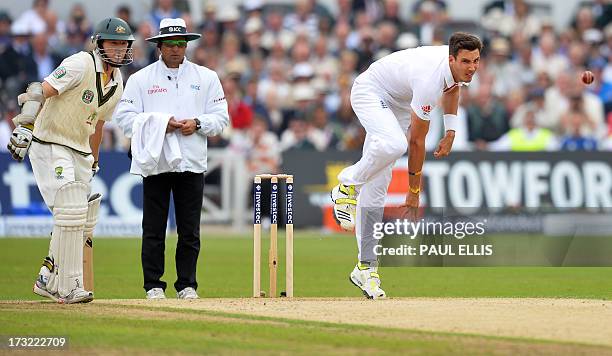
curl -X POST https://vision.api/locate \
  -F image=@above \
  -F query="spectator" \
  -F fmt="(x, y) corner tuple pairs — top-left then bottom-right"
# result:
(352, 0), (384, 24)
(283, 0), (319, 39)
(560, 110), (599, 150)
(147, 0), (181, 32)
(489, 0), (540, 39)
(312, 36), (338, 82)
(197, 3), (218, 33)
(116, 5), (137, 33)
(258, 60), (291, 108)
(259, 87), (286, 136)
(466, 84), (510, 149)
(531, 32), (569, 80)
(219, 32), (248, 78)
(31, 33), (61, 81)
(242, 17), (268, 57)
(308, 106), (341, 151)
(243, 77), (268, 121)
(261, 9), (295, 51)
(65, 4), (92, 42)
(488, 37), (523, 97)
(0, 11), (10, 47)
(410, 0), (447, 46)
(490, 109), (558, 151)
(546, 71), (605, 135)
(245, 116), (281, 175)
(573, 6), (597, 39)
(375, 21), (398, 58)
(336, 0), (355, 26)
(224, 75), (253, 130)
(560, 94), (598, 135)
(217, 5), (241, 34)
(509, 34), (537, 87)
(0, 23), (37, 98)
(511, 89), (552, 129)
(381, 0), (404, 30)
(330, 20), (351, 55)
(280, 118), (316, 151)
(12, 0), (52, 36)
(243, 0), (264, 21)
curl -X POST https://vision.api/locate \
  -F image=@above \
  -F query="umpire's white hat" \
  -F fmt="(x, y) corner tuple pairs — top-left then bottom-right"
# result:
(146, 18), (201, 43)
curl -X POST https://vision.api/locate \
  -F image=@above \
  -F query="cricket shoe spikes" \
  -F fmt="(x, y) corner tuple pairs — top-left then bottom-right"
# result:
(330, 184), (358, 231)
(349, 262), (386, 299)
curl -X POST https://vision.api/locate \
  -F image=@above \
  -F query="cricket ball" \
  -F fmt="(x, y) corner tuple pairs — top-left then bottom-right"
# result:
(582, 70), (594, 85)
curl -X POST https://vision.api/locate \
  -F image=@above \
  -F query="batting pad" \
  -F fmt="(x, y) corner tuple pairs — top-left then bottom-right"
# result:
(84, 193), (102, 242)
(83, 193), (102, 291)
(52, 182), (88, 298)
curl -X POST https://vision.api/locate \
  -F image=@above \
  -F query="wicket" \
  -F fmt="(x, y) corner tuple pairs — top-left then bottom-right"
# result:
(253, 174), (294, 298)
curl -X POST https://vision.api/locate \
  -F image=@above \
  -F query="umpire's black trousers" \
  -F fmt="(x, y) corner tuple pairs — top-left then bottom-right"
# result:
(141, 172), (204, 293)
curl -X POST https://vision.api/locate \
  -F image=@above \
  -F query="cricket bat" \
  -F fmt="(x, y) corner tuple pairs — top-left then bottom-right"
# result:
(83, 236), (94, 291)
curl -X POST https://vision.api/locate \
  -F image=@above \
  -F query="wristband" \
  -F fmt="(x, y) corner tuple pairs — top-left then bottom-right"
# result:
(443, 114), (458, 132)
(409, 171), (421, 176)
(409, 186), (420, 194)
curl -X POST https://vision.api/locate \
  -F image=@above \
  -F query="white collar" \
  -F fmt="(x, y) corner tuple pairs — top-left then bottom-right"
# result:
(444, 56), (456, 89)
(443, 57), (471, 91)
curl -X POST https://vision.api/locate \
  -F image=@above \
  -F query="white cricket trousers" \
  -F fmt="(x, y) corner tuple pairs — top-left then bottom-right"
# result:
(29, 142), (94, 210)
(338, 77), (410, 263)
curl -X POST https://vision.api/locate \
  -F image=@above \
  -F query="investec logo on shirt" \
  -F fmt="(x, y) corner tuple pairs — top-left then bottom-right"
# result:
(147, 85), (168, 95)
(254, 183), (262, 224)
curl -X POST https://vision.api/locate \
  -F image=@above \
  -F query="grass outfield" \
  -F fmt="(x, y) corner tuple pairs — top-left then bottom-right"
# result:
(1, 233), (611, 354)
(0, 233), (611, 300)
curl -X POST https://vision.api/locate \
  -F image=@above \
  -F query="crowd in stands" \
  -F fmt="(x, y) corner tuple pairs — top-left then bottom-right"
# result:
(1, 0), (612, 176)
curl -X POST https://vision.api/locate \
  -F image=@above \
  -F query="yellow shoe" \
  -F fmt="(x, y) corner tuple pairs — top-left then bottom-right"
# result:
(330, 184), (358, 231)
(349, 262), (386, 299)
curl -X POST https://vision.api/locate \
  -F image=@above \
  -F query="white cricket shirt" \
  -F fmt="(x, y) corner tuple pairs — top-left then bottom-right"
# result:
(358, 45), (459, 121)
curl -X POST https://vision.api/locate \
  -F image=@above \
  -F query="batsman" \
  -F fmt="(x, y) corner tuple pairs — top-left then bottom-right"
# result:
(7, 18), (134, 303)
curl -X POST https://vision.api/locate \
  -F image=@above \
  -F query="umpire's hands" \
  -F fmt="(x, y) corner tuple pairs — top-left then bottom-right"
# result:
(178, 119), (198, 136)
(7, 125), (33, 162)
(166, 116), (184, 133)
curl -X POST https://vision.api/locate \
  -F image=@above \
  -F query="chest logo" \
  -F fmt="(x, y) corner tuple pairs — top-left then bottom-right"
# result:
(190, 84), (200, 91)
(82, 90), (95, 104)
(148, 85), (168, 95)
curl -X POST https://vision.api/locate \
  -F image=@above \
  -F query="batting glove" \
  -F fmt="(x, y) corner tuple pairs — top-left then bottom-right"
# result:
(7, 125), (33, 162)
(92, 161), (100, 177)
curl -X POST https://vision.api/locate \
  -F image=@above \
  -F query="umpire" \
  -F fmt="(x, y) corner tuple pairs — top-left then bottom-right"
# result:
(114, 18), (229, 299)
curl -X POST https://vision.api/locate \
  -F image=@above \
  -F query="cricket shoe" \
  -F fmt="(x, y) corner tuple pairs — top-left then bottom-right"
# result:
(59, 288), (94, 304)
(349, 263), (386, 299)
(177, 287), (199, 299)
(32, 267), (59, 302)
(146, 288), (166, 300)
(330, 184), (358, 231)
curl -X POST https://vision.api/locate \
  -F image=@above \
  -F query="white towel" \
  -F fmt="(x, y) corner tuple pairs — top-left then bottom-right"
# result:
(130, 113), (182, 177)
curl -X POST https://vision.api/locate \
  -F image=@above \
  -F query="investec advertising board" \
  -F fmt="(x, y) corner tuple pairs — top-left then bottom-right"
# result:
(282, 151), (612, 232)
